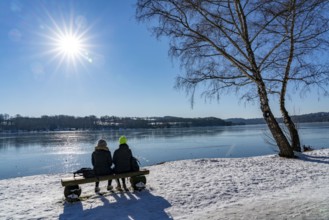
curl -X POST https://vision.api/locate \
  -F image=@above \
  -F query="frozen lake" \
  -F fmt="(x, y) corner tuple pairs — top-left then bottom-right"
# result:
(0, 122), (328, 179)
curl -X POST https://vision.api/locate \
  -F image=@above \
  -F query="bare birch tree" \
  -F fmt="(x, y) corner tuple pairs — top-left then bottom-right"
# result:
(136, 0), (329, 158)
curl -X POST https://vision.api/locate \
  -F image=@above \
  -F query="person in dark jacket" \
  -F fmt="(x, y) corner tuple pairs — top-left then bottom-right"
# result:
(113, 136), (133, 191)
(92, 139), (113, 193)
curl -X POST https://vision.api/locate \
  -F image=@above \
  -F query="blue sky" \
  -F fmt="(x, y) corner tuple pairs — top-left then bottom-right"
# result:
(0, 0), (328, 119)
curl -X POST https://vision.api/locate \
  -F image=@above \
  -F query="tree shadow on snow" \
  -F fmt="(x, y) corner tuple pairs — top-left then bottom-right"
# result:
(298, 153), (329, 165)
(59, 190), (172, 220)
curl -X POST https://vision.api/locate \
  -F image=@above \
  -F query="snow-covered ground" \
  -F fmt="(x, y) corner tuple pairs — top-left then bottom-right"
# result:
(1, 149), (329, 220)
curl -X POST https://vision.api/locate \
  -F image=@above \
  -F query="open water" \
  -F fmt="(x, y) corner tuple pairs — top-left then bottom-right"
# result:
(0, 122), (328, 179)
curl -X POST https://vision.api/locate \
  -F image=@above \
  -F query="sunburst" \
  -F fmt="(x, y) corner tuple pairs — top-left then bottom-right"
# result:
(42, 12), (94, 73)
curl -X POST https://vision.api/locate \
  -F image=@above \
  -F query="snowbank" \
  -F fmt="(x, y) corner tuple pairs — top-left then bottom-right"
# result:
(1, 149), (329, 219)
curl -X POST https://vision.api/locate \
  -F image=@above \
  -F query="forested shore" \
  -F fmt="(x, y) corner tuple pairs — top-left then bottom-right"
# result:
(0, 114), (231, 131)
(1, 112), (328, 132)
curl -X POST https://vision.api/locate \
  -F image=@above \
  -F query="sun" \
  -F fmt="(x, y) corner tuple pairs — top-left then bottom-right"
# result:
(44, 17), (93, 70)
(35, 11), (97, 73)
(53, 30), (91, 64)
(56, 34), (83, 58)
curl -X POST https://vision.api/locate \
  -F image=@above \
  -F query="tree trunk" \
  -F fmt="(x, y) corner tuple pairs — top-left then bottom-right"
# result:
(257, 83), (294, 158)
(280, 106), (301, 152)
(279, 0), (301, 153)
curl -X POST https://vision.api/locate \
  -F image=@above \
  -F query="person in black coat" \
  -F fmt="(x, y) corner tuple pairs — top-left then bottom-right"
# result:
(92, 139), (113, 193)
(113, 136), (133, 190)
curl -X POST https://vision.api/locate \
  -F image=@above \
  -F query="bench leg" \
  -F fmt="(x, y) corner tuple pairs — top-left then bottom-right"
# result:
(130, 175), (147, 191)
(64, 185), (82, 201)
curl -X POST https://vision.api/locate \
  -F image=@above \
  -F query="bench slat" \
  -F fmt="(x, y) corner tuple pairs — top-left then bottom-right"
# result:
(61, 169), (150, 187)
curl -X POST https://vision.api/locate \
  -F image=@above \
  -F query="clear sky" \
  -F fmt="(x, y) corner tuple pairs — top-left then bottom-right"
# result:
(0, 0), (328, 119)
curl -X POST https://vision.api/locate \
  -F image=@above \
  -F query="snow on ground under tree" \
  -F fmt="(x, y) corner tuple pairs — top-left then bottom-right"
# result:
(1, 149), (329, 219)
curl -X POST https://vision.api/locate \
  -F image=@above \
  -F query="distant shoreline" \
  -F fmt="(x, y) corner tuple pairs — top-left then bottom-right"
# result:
(0, 121), (328, 134)
(0, 112), (328, 132)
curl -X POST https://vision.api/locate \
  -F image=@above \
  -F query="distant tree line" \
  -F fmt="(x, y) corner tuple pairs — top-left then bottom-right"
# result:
(227, 112), (329, 125)
(290, 112), (329, 123)
(0, 114), (232, 132)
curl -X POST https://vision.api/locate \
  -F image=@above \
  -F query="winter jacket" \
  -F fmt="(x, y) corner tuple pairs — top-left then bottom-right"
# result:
(91, 145), (113, 176)
(113, 144), (133, 173)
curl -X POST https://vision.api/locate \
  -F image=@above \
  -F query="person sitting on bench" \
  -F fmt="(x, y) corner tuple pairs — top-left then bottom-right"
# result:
(92, 139), (113, 193)
(113, 136), (134, 191)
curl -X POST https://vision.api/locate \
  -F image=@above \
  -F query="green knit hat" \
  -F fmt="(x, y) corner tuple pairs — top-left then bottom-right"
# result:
(119, 136), (127, 145)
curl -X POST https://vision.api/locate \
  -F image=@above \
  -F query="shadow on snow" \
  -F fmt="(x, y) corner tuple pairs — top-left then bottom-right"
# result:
(59, 190), (172, 220)
(298, 153), (329, 165)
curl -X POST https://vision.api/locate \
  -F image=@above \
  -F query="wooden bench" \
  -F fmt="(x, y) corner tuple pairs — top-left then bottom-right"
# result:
(61, 169), (150, 200)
